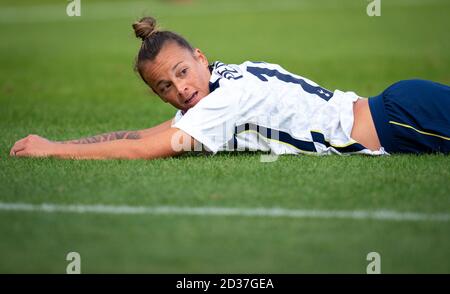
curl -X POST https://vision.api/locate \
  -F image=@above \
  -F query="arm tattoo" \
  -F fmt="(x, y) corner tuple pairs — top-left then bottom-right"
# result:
(60, 131), (141, 144)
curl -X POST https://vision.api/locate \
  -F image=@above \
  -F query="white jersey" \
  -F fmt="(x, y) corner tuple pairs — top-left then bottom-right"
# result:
(172, 61), (387, 156)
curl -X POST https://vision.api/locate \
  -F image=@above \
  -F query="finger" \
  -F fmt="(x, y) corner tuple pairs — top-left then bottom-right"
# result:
(11, 138), (28, 151)
(10, 135), (34, 156)
(14, 149), (28, 157)
(10, 148), (17, 156)
(11, 144), (27, 156)
(12, 141), (26, 153)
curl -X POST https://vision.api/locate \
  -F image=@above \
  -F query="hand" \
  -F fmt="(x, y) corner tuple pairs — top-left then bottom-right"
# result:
(10, 134), (57, 158)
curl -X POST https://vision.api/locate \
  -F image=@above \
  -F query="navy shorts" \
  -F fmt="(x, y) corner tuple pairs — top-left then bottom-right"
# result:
(368, 79), (450, 154)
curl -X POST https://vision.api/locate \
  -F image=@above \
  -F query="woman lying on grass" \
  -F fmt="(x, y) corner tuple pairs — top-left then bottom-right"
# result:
(10, 16), (450, 159)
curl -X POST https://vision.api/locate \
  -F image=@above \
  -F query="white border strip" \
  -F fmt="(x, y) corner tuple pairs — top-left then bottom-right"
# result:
(0, 202), (449, 222)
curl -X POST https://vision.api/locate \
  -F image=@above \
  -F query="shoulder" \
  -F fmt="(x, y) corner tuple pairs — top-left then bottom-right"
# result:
(211, 60), (290, 83)
(209, 61), (244, 81)
(209, 60), (281, 79)
(206, 61), (253, 97)
(208, 60), (284, 90)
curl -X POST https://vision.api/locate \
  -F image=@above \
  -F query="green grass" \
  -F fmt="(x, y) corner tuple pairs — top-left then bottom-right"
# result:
(0, 0), (449, 273)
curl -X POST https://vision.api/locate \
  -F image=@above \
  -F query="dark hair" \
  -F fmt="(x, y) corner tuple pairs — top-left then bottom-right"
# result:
(132, 16), (194, 85)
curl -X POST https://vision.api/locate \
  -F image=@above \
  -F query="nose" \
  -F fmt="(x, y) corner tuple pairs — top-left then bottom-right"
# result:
(174, 81), (189, 99)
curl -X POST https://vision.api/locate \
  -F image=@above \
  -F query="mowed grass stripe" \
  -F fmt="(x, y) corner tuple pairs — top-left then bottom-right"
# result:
(1, 202), (449, 222)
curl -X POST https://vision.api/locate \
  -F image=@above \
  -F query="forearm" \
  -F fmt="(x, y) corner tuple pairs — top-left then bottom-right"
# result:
(11, 127), (189, 160)
(58, 119), (173, 144)
(51, 127), (185, 160)
(53, 139), (145, 160)
(58, 130), (141, 144)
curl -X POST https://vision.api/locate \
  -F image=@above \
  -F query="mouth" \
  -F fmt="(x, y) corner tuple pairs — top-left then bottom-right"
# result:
(184, 91), (199, 107)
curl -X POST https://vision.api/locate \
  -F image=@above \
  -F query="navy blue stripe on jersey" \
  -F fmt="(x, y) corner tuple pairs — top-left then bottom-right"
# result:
(246, 66), (334, 101)
(214, 62), (244, 80)
(209, 78), (221, 93)
(232, 124), (366, 153)
(310, 131), (366, 153)
(226, 132), (238, 150)
(235, 123), (317, 152)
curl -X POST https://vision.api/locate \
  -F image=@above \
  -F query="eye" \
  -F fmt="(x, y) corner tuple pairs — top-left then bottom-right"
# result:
(180, 68), (188, 76)
(160, 83), (171, 93)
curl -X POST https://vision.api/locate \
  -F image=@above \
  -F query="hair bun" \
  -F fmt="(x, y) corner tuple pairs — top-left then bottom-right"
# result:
(133, 16), (158, 41)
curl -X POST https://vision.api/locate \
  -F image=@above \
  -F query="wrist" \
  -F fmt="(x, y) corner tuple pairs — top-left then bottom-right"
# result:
(50, 142), (74, 158)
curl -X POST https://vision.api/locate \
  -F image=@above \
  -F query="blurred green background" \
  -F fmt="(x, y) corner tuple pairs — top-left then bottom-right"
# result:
(0, 0), (449, 273)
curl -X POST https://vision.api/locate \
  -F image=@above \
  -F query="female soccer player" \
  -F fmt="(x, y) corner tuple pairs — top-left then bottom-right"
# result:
(9, 17), (450, 159)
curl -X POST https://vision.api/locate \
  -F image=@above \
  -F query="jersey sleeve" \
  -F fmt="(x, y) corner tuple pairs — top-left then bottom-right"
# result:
(171, 110), (184, 126)
(172, 83), (241, 154)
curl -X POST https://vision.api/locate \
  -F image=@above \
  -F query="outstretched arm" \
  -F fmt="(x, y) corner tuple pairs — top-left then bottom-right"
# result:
(58, 118), (174, 144)
(10, 127), (195, 160)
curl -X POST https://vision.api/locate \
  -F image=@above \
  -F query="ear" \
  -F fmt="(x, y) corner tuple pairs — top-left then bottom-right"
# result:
(193, 48), (209, 67)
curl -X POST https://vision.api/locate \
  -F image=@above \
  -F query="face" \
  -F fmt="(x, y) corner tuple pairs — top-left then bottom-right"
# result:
(142, 41), (211, 112)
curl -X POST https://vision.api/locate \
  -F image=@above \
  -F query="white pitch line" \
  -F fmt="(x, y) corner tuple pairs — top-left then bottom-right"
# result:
(0, 202), (449, 222)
